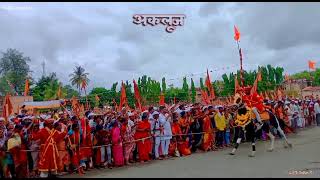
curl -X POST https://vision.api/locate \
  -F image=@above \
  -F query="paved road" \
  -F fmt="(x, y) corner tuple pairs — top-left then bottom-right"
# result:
(65, 126), (320, 178)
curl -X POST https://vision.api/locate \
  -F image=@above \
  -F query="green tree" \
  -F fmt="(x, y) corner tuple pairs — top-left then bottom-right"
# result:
(32, 73), (59, 101)
(69, 65), (89, 95)
(161, 77), (166, 93)
(0, 48), (31, 95)
(200, 77), (204, 90)
(190, 78), (196, 103)
(182, 77), (189, 101)
(64, 85), (80, 99)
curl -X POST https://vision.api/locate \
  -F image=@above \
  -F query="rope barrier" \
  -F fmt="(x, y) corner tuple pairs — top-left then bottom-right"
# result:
(5, 131), (216, 152)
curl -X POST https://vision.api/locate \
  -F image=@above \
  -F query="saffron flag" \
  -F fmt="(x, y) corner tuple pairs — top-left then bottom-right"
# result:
(24, 78), (29, 96)
(57, 84), (62, 99)
(201, 90), (210, 105)
(173, 97), (176, 104)
(234, 25), (240, 41)
(2, 94), (13, 121)
(277, 88), (283, 100)
(95, 95), (100, 102)
(133, 79), (142, 111)
(159, 93), (165, 106)
(81, 79), (87, 91)
(308, 60), (316, 70)
(285, 73), (290, 81)
(118, 82), (128, 111)
(250, 71), (262, 95)
(205, 69), (215, 100)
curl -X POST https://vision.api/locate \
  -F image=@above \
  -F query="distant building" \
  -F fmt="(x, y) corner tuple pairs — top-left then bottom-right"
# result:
(282, 79), (309, 98)
(0, 96), (33, 115)
(302, 86), (320, 99)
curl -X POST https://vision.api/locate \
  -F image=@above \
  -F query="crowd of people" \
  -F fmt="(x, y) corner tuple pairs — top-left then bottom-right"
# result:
(0, 97), (319, 178)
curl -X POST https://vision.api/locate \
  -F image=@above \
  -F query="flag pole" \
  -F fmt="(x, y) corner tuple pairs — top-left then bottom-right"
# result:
(236, 40), (244, 88)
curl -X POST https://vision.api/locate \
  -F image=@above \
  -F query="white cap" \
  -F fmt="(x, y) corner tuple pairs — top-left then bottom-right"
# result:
(202, 106), (208, 111)
(0, 117), (5, 121)
(58, 111), (64, 115)
(88, 112), (95, 117)
(152, 111), (160, 116)
(128, 112), (134, 117)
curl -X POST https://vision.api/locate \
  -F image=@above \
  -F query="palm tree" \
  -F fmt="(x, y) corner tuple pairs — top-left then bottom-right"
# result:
(69, 66), (89, 95)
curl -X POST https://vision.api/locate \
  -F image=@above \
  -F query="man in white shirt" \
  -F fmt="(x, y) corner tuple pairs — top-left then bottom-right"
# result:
(159, 106), (172, 158)
(314, 100), (320, 126)
(151, 111), (162, 160)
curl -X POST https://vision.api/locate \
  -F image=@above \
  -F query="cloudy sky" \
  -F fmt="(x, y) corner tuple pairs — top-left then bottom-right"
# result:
(0, 2), (319, 90)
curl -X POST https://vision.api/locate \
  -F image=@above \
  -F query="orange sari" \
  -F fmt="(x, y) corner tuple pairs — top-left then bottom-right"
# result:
(202, 115), (213, 151)
(134, 120), (151, 162)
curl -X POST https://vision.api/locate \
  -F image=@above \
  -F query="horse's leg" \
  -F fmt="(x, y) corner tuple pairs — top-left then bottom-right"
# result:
(276, 126), (293, 148)
(248, 123), (256, 157)
(230, 127), (242, 155)
(267, 131), (275, 152)
(261, 119), (275, 152)
(271, 112), (293, 148)
(230, 138), (241, 155)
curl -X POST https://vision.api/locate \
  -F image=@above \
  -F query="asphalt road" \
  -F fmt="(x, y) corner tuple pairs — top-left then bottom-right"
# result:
(64, 126), (320, 178)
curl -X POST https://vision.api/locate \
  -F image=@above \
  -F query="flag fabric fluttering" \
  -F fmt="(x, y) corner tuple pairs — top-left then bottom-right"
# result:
(118, 82), (128, 111)
(205, 69), (215, 100)
(201, 90), (210, 105)
(2, 94), (13, 121)
(133, 79), (142, 111)
(159, 93), (165, 106)
(285, 73), (290, 82)
(71, 96), (80, 116)
(277, 88), (283, 101)
(24, 78), (29, 96)
(95, 95), (100, 102)
(250, 71), (262, 95)
(81, 79), (87, 91)
(308, 60), (316, 70)
(234, 25), (240, 41)
(57, 84), (62, 99)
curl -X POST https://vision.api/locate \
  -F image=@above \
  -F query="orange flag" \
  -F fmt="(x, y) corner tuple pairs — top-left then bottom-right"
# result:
(2, 94), (13, 121)
(264, 91), (269, 100)
(201, 90), (210, 105)
(308, 60), (316, 70)
(57, 84), (62, 99)
(133, 79), (142, 111)
(112, 99), (118, 111)
(159, 93), (165, 106)
(24, 78), (29, 96)
(250, 71), (262, 95)
(234, 25), (240, 41)
(95, 95), (100, 102)
(118, 82), (128, 111)
(173, 97), (176, 104)
(205, 69), (215, 100)
(81, 79), (87, 91)
(277, 88), (282, 100)
(284, 73), (290, 81)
